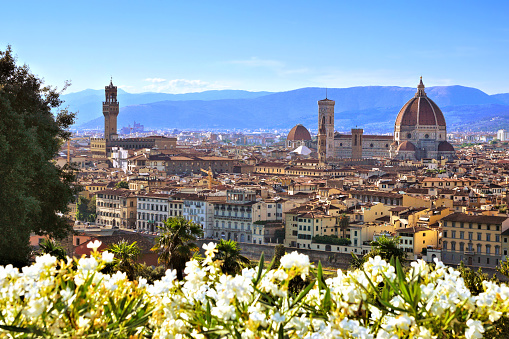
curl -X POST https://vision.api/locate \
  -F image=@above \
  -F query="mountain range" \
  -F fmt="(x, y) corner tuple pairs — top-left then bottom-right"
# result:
(63, 86), (509, 134)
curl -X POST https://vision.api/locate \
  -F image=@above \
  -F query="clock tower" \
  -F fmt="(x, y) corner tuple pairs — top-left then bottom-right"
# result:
(103, 78), (119, 141)
(318, 97), (335, 160)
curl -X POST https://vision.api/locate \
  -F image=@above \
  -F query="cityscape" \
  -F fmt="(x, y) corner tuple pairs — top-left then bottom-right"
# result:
(2, 1), (509, 337)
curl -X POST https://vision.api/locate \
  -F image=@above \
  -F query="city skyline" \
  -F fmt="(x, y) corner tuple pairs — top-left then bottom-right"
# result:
(1, 1), (508, 95)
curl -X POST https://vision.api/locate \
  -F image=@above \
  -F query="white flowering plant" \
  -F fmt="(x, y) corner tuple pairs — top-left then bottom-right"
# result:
(1, 242), (509, 338)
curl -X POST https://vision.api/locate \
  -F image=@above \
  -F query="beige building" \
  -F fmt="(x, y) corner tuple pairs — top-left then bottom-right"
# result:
(441, 213), (509, 268)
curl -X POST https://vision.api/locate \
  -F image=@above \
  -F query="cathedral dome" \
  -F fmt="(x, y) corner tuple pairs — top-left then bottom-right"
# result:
(438, 141), (455, 152)
(395, 78), (446, 127)
(287, 124), (311, 141)
(397, 141), (417, 152)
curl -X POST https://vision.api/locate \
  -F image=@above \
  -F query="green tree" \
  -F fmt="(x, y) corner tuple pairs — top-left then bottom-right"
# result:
(215, 239), (251, 275)
(115, 181), (129, 189)
(38, 238), (67, 262)
(151, 217), (203, 280)
(107, 240), (141, 281)
(367, 235), (406, 263)
(338, 213), (350, 239)
(76, 196), (96, 222)
(272, 244), (285, 269)
(0, 46), (77, 267)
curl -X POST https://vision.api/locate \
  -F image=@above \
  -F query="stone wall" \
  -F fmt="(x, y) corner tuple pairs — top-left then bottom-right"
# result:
(196, 240), (355, 270)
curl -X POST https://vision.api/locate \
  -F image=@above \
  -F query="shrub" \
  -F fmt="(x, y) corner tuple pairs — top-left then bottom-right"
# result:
(2, 242), (509, 337)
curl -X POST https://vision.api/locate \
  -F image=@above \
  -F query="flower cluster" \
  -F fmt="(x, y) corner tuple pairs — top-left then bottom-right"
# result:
(1, 242), (509, 338)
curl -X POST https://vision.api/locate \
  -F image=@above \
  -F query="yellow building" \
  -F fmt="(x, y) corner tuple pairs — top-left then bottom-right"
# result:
(440, 213), (509, 268)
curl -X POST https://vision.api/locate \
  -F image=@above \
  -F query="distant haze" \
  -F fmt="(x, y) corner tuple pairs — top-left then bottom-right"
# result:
(65, 86), (509, 134)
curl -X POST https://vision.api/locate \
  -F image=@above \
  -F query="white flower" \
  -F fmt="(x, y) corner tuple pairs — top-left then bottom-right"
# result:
(280, 251), (311, 279)
(465, 319), (484, 339)
(24, 298), (47, 318)
(271, 312), (285, 323)
(101, 251), (114, 263)
(86, 240), (102, 251)
(60, 288), (74, 302)
(203, 242), (218, 258)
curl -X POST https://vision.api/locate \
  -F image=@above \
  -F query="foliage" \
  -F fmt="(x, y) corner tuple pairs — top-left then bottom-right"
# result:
(338, 213), (350, 238)
(367, 235), (406, 263)
(0, 246), (152, 337)
(38, 238), (67, 262)
(214, 239), (251, 275)
(272, 244), (285, 269)
(136, 264), (166, 284)
(4, 243), (509, 337)
(75, 196), (96, 222)
(115, 181), (129, 189)
(106, 240), (141, 281)
(0, 46), (78, 267)
(312, 235), (351, 246)
(151, 216), (203, 280)
(499, 256), (509, 279)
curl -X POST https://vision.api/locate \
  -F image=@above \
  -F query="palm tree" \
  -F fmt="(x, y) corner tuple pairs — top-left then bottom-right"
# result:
(338, 213), (350, 239)
(108, 240), (141, 280)
(215, 239), (251, 275)
(152, 217), (203, 280)
(368, 235), (405, 263)
(39, 238), (67, 261)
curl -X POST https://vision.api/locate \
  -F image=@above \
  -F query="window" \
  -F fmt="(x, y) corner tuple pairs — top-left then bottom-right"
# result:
(451, 231), (456, 239)
(451, 242), (456, 251)
(486, 245), (491, 254)
(477, 233), (482, 241)
(486, 234), (491, 242)
(468, 232), (473, 240)
(460, 242), (464, 251)
(443, 231), (448, 238)
(460, 231), (464, 239)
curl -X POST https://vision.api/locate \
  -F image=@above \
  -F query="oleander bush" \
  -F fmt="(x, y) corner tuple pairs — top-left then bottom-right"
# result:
(1, 240), (509, 338)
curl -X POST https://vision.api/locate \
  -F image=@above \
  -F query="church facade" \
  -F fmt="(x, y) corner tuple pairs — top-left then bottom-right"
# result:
(317, 78), (455, 163)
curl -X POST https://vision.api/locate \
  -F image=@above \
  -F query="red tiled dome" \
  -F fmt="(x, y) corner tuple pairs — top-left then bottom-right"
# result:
(395, 79), (446, 127)
(287, 124), (311, 141)
(438, 141), (455, 152)
(397, 141), (417, 152)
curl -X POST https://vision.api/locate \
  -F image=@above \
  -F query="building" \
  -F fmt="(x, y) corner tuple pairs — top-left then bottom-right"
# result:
(313, 78), (456, 162)
(440, 213), (509, 268)
(91, 79), (177, 159)
(497, 129), (509, 142)
(391, 78), (456, 160)
(286, 124), (312, 149)
(136, 193), (170, 232)
(211, 190), (255, 243)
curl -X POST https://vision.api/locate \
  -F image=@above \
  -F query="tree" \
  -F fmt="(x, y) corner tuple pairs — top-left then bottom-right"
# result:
(38, 238), (67, 262)
(272, 244), (285, 269)
(338, 213), (350, 239)
(0, 46), (77, 267)
(214, 239), (251, 275)
(107, 240), (141, 281)
(76, 196), (96, 222)
(151, 217), (203, 280)
(115, 181), (129, 189)
(367, 235), (405, 263)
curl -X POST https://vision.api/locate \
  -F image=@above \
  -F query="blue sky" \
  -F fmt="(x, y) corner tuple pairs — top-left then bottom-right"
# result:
(2, 1), (508, 94)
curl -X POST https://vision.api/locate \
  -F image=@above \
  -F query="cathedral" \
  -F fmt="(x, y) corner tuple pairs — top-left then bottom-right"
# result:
(314, 78), (456, 162)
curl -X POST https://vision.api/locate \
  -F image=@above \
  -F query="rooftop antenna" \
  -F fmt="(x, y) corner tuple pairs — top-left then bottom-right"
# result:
(325, 87), (328, 99)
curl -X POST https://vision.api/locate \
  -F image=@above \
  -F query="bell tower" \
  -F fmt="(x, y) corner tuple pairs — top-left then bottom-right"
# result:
(318, 117), (327, 165)
(103, 78), (119, 141)
(318, 96), (335, 159)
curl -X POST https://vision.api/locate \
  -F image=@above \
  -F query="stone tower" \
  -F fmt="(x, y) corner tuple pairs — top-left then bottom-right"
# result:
(318, 117), (327, 165)
(351, 128), (363, 159)
(317, 97), (335, 159)
(103, 78), (119, 141)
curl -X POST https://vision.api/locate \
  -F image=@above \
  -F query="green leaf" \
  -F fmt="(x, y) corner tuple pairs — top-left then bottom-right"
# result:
(291, 280), (315, 308)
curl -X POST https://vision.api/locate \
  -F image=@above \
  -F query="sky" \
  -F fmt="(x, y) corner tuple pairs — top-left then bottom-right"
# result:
(2, 1), (508, 95)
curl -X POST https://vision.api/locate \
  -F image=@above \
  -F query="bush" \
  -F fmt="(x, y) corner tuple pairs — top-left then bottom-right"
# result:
(2, 242), (509, 337)
(312, 235), (351, 246)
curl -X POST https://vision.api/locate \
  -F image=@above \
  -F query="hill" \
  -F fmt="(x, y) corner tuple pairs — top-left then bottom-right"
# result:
(76, 85), (509, 133)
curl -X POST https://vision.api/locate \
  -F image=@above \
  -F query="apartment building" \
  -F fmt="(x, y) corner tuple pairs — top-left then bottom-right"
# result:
(95, 189), (131, 227)
(211, 190), (256, 243)
(440, 213), (509, 268)
(136, 193), (170, 232)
